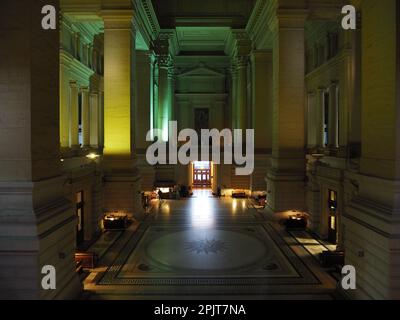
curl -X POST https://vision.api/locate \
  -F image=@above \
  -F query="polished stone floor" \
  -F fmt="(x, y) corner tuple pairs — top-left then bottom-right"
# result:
(84, 190), (340, 300)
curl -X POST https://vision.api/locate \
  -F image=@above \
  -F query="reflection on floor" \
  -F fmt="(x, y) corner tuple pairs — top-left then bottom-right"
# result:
(83, 190), (340, 300)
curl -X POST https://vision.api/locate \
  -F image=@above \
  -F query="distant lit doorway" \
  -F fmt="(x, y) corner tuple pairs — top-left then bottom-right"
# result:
(193, 161), (212, 188)
(327, 190), (338, 244)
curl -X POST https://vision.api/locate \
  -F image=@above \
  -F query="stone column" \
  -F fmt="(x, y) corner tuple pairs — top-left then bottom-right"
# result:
(230, 66), (238, 129)
(81, 87), (90, 148)
(266, 9), (308, 213)
(250, 50), (273, 192)
(135, 51), (155, 190)
(306, 160), (321, 232)
(99, 91), (104, 149)
(69, 81), (79, 148)
(328, 82), (339, 149)
(154, 36), (171, 141)
(135, 51), (153, 151)
(0, 0), (80, 299)
(60, 62), (70, 148)
(343, 0), (400, 300)
(306, 92), (317, 148)
(90, 92), (99, 148)
(317, 87), (326, 148)
(102, 10), (143, 219)
(168, 67), (175, 122)
(235, 56), (248, 130)
(103, 10), (135, 157)
(251, 50), (273, 151)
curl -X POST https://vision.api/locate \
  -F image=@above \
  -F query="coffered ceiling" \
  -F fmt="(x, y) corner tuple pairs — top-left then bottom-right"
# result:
(175, 27), (230, 52)
(151, 0), (257, 28)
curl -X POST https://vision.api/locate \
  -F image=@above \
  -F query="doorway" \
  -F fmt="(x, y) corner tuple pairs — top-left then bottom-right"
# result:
(327, 190), (338, 244)
(193, 161), (212, 188)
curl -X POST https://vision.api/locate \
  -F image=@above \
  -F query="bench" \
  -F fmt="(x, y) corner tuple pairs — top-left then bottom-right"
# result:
(75, 252), (98, 269)
(319, 250), (345, 268)
(285, 215), (307, 231)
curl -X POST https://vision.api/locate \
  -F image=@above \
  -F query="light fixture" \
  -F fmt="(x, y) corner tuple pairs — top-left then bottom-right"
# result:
(86, 153), (99, 160)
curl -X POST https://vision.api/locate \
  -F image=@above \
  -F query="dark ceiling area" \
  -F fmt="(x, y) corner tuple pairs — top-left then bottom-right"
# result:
(151, 0), (257, 28)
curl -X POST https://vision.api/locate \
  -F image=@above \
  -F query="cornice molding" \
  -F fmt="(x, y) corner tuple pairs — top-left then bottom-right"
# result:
(267, 9), (309, 32)
(250, 49), (272, 63)
(60, 50), (94, 86)
(246, 0), (275, 50)
(133, 0), (160, 49)
(225, 29), (251, 59)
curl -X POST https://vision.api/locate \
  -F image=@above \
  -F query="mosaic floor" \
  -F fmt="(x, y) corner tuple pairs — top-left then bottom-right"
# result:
(84, 190), (340, 300)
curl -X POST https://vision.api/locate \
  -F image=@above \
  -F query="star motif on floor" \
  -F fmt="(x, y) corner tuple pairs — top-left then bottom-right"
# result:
(184, 238), (228, 255)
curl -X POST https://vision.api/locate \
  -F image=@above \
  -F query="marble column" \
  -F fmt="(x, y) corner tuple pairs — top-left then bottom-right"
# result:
(266, 9), (308, 213)
(102, 10), (143, 219)
(328, 82), (339, 149)
(69, 81), (79, 148)
(0, 0), (80, 299)
(81, 87), (90, 148)
(90, 93), (99, 148)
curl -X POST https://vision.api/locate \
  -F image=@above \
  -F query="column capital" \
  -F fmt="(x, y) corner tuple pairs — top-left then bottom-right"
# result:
(268, 8), (309, 32)
(230, 66), (238, 78)
(69, 80), (78, 87)
(328, 81), (339, 89)
(226, 29), (252, 59)
(235, 54), (249, 68)
(167, 66), (176, 79)
(80, 86), (89, 92)
(153, 37), (172, 69)
(101, 10), (134, 30)
(250, 50), (272, 63)
(317, 86), (327, 93)
(157, 54), (173, 69)
(136, 50), (156, 65)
